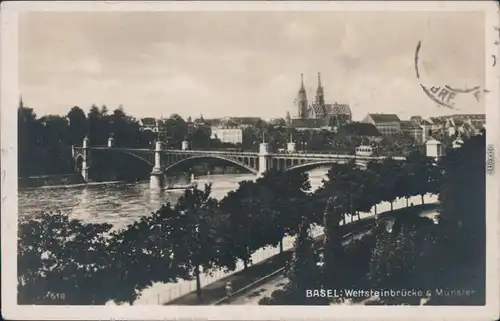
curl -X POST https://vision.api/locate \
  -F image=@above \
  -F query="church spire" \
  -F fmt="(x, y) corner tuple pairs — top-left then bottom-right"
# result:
(19, 94), (24, 108)
(297, 74), (308, 119)
(315, 72), (324, 105)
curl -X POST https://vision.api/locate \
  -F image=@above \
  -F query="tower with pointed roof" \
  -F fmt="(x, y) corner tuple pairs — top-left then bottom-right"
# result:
(285, 111), (291, 125)
(296, 74), (308, 119)
(19, 94), (24, 108)
(315, 72), (325, 106)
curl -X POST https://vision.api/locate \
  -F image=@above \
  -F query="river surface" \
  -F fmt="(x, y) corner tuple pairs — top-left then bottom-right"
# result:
(18, 167), (438, 305)
(18, 168), (330, 229)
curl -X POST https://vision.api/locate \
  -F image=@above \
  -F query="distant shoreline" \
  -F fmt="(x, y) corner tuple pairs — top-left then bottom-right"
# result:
(18, 174), (85, 188)
(18, 174), (200, 190)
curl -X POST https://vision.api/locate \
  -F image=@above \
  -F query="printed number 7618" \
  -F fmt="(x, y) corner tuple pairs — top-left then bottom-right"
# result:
(46, 292), (66, 300)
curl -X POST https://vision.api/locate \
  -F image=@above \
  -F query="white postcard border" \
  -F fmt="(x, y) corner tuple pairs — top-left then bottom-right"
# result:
(1, 1), (499, 320)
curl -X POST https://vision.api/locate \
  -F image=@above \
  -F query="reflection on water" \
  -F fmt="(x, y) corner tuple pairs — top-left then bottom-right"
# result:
(19, 168), (330, 231)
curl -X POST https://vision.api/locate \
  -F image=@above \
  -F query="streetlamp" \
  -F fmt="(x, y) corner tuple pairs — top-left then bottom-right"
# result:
(225, 281), (233, 303)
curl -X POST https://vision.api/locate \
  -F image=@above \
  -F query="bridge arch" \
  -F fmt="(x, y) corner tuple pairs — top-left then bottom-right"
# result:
(74, 154), (84, 172)
(117, 150), (154, 167)
(164, 155), (258, 175)
(284, 159), (368, 173)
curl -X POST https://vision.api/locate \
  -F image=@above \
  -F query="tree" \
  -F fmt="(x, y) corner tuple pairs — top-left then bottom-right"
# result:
(353, 167), (379, 216)
(190, 125), (211, 149)
(108, 204), (188, 304)
(287, 220), (322, 293)
(255, 169), (311, 252)
(242, 126), (260, 151)
(425, 133), (486, 305)
(219, 180), (270, 270)
(171, 184), (221, 301)
(322, 196), (346, 290)
(165, 114), (188, 148)
(259, 220), (327, 306)
(87, 104), (106, 145)
(366, 216), (437, 305)
(317, 162), (358, 225)
(18, 212), (118, 304)
(403, 151), (436, 204)
(67, 106), (87, 146)
(376, 158), (402, 211)
(100, 105), (109, 116)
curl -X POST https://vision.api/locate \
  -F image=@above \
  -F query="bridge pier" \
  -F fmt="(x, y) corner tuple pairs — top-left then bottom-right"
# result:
(81, 136), (90, 182)
(150, 140), (165, 189)
(258, 142), (270, 177)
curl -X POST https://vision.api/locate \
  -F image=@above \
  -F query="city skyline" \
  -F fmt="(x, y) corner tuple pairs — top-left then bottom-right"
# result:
(20, 11), (485, 120)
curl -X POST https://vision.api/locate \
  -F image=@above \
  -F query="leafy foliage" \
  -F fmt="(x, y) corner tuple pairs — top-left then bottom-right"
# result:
(18, 212), (117, 304)
(287, 221), (322, 292)
(255, 169), (311, 250)
(219, 180), (273, 269)
(170, 184), (223, 300)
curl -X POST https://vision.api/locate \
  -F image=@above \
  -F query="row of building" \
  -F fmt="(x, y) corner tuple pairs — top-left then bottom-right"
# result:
(138, 115), (261, 144)
(362, 113), (485, 144)
(139, 111), (485, 146)
(138, 73), (485, 145)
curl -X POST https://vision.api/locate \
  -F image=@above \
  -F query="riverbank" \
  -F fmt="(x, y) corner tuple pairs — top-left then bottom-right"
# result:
(128, 193), (437, 305)
(18, 174), (84, 188)
(164, 202), (439, 306)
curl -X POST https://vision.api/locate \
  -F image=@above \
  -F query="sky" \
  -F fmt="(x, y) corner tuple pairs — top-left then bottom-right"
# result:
(19, 10), (486, 121)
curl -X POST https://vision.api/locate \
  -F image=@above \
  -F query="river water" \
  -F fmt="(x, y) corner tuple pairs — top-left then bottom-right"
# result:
(18, 169), (330, 229)
(18, 167), (438, 305)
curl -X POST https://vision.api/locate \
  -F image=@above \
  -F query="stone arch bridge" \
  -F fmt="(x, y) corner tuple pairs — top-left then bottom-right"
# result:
(72, 138), (404, 189)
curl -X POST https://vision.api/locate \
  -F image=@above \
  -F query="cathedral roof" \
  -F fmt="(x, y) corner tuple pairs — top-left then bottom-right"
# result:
(309, 103), (352, 118)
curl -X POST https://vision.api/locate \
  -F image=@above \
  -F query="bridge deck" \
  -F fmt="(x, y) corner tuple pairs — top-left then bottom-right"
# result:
(74, 146), (405, 161)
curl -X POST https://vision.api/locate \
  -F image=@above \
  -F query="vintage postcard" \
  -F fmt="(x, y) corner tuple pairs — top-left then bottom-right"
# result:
(2, 1), (499, 320)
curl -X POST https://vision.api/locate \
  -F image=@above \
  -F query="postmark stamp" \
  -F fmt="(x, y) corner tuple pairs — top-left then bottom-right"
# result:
(414, 41), (489, 109)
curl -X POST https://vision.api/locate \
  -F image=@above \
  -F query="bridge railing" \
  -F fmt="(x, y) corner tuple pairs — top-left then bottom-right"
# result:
(74, 145), (406, 161)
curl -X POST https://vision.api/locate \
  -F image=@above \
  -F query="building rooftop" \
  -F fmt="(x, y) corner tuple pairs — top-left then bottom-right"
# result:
(429, 117), (445, 125)
(419, 119), (434, 125)
(140, 117), (157, 126)
(219, 118), (239, 128)
(204, 118), (222, 126)
(400, 120), (422, 130)
(309, 103), (352, 118)
(367, 113), (401, 123)
(439, 114), (486, 120)
(229, 117), (264, 124)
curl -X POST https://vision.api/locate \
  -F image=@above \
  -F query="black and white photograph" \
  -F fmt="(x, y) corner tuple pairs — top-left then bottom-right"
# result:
(1, 1), (499, 320)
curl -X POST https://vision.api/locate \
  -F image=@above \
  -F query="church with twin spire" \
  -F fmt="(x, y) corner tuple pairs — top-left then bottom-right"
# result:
(287, 73), (352, 130)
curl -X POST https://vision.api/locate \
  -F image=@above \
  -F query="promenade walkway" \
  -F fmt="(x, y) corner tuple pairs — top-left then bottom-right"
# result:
(160, 195), (438, 306)
(224, 206), (439, 305)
